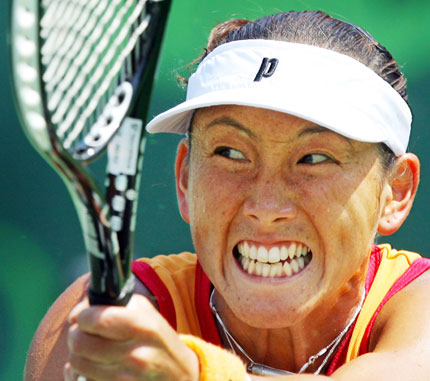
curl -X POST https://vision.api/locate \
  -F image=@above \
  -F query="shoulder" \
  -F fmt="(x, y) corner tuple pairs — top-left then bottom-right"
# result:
(376, 243), (423, 265)
(133, 252), (197, 309)
(331, 264), (430, 379)
(133, 252), (197, 291)
(25, 273), (89, 380)
(370, 255), (430, 352)
(134, 252), (197, 271)
(370, 244), (428, 294)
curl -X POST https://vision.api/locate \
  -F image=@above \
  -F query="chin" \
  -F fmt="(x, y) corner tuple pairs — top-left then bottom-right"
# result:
(226, 292), (312, 329)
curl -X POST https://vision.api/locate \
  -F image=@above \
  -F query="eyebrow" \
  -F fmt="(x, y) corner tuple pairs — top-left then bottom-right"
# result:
(206, 116), (257, 139)
(205, 117), (354, 147)
(298, 125), (354, 147)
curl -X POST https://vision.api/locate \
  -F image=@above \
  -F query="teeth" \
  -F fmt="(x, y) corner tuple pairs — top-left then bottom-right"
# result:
(255, 262), (263, 276)
(242, 256), (250, 271)
(283, 262), (292, 277)
(262, 263), (270, 277)
(243, 241), (250, 256)
(249, 245), (257, 260)
(290, 259), (299, 274)
(269, 263), (279, 277)
(238, 242), (309, 260)
(275, 262), (283, 276)
(255, 261), (263, 276)
(268, 247), (280, 263)
(248, 260), (256, 275)
(302, 245), (308, 256)
(238, 241), (312, 277)
(257, 247), (268, 263)
(238, 242), (244, 253)
(244, 255), (311, 278)
(280, 246), (288, 260)
(288, 243), (296, 259)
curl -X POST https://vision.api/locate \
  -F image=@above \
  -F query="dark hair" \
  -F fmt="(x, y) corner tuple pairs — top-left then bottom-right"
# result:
(189, 11), (403, 170)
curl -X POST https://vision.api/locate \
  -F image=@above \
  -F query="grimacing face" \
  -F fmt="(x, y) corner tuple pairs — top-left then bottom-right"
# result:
(175, 105), (402, 329)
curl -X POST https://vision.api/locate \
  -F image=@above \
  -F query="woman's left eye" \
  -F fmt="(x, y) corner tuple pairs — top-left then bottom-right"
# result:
(298, 153), (333, 164)
(214, 146), (247, 160)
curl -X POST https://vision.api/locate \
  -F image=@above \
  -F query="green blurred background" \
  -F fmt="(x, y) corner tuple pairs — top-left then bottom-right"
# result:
(0, 0), (429, 379)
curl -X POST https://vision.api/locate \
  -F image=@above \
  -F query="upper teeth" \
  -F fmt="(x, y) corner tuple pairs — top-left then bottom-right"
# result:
(238, 241), (309, 263)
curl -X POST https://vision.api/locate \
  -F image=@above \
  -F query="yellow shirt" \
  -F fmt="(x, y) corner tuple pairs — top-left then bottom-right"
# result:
(133, 244), (429, 373)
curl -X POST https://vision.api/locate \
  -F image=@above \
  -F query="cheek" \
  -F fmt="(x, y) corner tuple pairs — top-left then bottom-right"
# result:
(294, 175), (348, 226)
(339, 176), (382, 243)
(300, 174), (381, 288)
(187, 164), (246, 245)
(340, 167), (383, 224)
(304, 167), (381, 221)
(299, 169), (383, 257)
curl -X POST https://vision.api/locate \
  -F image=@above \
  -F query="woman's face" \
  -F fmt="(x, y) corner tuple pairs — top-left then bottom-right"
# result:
(177, 105), (391, 328)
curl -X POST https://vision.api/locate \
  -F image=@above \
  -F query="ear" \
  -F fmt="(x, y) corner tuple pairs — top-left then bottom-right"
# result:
(175, 138), (191, 223)
(378, 153), (420, 235)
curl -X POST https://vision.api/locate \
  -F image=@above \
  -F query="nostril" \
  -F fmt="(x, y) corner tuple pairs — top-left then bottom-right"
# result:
(244, 205), (298, 225)
(243, 193), (298, 224)
(248, 214), (260, 221)
(273, 216), (287, 223)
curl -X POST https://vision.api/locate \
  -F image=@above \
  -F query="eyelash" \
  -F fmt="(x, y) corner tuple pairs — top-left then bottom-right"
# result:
(214, 146), (247, 160)
(298, 153), (335, 165)
(214, 147), (335, 166)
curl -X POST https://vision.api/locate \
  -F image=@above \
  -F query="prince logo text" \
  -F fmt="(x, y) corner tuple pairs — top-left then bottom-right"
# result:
(254, 57), (279, 81)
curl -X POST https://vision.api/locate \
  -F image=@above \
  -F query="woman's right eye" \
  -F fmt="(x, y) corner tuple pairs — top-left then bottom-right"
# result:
(297, 153), (334, 165)
(214, 146), (246, 160)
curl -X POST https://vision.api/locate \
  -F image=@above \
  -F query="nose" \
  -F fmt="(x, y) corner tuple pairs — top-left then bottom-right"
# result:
(243, 178), (298, 225)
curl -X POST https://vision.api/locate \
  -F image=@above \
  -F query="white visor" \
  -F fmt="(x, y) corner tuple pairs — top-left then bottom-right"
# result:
(146, 39), (411, 155)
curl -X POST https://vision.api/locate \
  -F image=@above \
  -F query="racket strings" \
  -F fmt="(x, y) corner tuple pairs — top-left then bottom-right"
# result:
(39, 0), (150, 152)
(45, 0), (138, 133)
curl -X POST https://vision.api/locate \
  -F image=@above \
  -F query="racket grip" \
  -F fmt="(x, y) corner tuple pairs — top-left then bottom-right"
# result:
(89, 274), (136, 306)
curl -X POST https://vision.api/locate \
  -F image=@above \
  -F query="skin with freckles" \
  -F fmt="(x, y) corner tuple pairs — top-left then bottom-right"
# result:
(64, 295), (200, 381)
(24, 105), (430, 381)
(175, 105), (394, 371)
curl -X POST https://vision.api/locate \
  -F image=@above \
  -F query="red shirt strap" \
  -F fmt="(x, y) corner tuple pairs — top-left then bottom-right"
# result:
(327, 245), (381, 375)
(132, 261), (177, 330)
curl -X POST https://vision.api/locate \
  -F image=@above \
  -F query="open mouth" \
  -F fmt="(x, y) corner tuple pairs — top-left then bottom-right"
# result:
(234, 241), (312, 278)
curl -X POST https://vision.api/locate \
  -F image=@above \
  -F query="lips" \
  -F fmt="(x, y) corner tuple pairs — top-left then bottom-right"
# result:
(235, 241), (312, 278)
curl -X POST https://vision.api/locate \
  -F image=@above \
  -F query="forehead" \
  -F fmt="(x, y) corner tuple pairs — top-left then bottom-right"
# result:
(193, 105), (308, 126)
(188, 106), (386, 163)
(191, 104), (348, 143)
(192, 105), (315, 134)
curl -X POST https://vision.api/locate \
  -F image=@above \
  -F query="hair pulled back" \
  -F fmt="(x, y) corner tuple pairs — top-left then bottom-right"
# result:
(202, 11), (407, 103)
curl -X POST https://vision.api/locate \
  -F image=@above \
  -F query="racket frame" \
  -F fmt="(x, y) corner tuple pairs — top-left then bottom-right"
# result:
(11, 0), (172, 305)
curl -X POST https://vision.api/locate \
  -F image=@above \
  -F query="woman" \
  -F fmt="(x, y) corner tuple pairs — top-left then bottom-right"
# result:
(25, 11), (430, 380)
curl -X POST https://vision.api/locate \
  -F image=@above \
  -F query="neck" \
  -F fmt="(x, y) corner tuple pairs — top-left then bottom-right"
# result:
(212, 279), (365, 374)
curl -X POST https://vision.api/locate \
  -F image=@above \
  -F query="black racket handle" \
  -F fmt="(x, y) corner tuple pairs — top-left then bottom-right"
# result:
(89, 274), (136, 306)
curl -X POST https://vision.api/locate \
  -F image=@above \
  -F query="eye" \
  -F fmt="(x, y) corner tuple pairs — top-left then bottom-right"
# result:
(298, 153), (334, 165)
(214, 146), (247, 160)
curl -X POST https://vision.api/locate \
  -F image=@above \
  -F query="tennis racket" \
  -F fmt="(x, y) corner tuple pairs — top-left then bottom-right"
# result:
(11, 0), (172, 306)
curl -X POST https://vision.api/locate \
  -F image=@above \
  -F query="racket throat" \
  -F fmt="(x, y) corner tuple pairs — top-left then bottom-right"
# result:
(71, 81), (134, 161)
